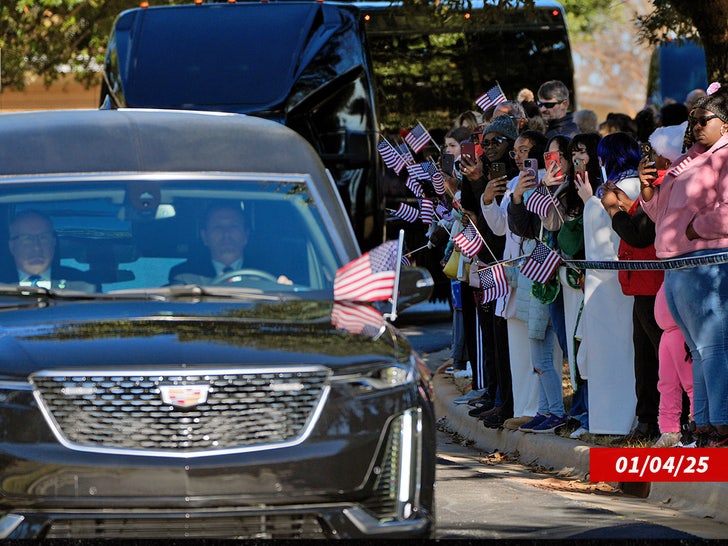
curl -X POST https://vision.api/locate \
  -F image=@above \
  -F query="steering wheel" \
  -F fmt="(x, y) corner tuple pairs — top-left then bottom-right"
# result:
(212, 268), (280, 285)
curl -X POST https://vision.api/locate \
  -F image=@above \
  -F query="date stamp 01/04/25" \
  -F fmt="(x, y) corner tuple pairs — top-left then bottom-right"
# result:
(590, 448), (728, 482)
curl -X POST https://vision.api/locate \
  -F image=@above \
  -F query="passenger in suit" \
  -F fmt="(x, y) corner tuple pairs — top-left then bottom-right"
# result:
(4, 210), (93, 291)
(169, 203), (292, 286)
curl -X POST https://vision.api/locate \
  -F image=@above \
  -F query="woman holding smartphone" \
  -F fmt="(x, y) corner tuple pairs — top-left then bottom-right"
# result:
(457, 115), (518, 429)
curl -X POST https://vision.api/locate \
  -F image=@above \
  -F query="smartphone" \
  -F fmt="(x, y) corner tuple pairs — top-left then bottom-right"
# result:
(640, 141), (655, 163)
(543, 151), (563, 179)
(523, 158), (538, 179)
(489, 161), (506, 179)
(460, 142), (476, 162)
(441, 153), (455, 176)
(573, 157), (586, 177)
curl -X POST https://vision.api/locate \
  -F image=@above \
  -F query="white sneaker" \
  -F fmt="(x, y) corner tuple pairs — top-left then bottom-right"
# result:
(453, 362), (472, 379)
(453, 389), (485, 405)
(653, 432), (681, 448)
(569, 426), (588, 439)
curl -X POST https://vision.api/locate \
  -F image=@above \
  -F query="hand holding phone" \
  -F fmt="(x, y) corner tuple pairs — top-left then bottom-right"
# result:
(441, 153), (455, 176)
(640, 142), (655, 163)
(489, 161), (506, 180)
(460, 142), (476, 162)
(543, 151), (563, 182)
(523, 158), (538, 180)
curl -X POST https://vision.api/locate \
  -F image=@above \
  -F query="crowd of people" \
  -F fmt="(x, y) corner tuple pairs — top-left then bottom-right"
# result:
(422, 79), (728, 448)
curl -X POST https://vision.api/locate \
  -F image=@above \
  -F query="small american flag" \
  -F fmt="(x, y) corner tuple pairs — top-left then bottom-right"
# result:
(452, 223), (484, 258)
(419, 198), (435, 225)
(406, 163), (429, 181)
(405, 177), (424, 197)
(667, 155), (694, 178)
(377, 139), (406, 174)
(334, 240), (399, 302)
(436, 202), (453, 221)
(393, 202), (419, 223)
(395, 142), (416, 165)
(475, 84), (507, 111)
(478, 264), (509, 303)
(404, 122), (433, 153)
(422, 160), (445, 195)
(331, 301), (385, 337)
(525, 185), (554, 217)
(520, 241), (562, 284)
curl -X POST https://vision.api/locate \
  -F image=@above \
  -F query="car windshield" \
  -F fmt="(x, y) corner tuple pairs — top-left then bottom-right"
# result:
(0, 175), (342, 295)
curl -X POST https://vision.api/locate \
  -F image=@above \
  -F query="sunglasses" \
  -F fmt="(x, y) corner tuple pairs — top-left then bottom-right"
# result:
(691, 114), (720, 127)
(537, 100), (564, 109)
(482, 136), (509, 147)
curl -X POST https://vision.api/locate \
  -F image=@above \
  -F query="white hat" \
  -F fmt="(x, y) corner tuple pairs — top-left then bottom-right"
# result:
(649, 121), (687, 163)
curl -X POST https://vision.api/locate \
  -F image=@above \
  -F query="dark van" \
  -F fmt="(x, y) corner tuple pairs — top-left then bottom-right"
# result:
(101, 1), (383, 250)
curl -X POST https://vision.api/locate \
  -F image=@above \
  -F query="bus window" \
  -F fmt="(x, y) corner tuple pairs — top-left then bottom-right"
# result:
(358, 0), (576, 132)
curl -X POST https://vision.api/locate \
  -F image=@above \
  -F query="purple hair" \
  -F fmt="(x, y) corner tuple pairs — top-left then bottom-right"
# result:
(597, 132), (641, 181)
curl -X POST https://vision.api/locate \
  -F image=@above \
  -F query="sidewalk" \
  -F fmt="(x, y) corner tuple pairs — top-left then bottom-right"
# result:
(423, 347), (728, 526)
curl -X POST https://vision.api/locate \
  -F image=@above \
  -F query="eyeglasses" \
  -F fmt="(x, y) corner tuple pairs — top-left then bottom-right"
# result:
(537, 100), (564, 109)
(691, 114), (720, 127)
(482, 136), (509, 147)
(509, 148), (532, 158)
(9, 232), (55, 246)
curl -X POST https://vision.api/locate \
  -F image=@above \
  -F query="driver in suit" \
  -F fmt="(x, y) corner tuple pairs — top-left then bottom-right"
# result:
(169, 203), (292, 285)
(3, 210), (93, 291)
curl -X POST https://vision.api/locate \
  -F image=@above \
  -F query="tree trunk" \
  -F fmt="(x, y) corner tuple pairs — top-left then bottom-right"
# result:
(671, 0), (728, 83)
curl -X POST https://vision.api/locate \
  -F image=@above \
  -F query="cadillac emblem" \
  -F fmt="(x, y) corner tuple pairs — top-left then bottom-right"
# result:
(160, 384), (211, 407)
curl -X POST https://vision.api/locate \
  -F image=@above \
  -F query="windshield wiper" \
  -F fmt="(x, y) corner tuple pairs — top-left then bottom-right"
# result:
(102, 285), (284, 301)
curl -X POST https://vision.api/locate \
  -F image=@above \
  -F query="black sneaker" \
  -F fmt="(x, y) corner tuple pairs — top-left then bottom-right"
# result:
(610, 423), (660, 445)
(468, 403), (498, 418)
(482, 410), (508, 429)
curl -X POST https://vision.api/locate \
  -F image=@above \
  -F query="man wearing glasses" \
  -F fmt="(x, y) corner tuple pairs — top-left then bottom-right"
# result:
(537, 80), (579, 139)
(4, 210), (89, 290)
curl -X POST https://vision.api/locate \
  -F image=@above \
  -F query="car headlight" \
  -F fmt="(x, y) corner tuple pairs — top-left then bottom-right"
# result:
(332, 363), (414, 392)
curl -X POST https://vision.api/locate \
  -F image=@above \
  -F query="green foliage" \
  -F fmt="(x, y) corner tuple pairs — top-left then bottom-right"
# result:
(0, 0), (188, 90)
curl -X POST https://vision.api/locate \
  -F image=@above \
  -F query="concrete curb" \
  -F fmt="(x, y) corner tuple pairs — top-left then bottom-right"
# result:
(430, 361), (728, 525)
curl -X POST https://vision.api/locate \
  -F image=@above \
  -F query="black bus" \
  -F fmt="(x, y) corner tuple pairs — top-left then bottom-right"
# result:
(357, 0), (576, 132)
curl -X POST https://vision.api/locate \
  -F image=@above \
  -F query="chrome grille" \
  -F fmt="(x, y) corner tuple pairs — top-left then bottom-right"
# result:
(31, 367), (331, 455)
(44, 513), (326, 539)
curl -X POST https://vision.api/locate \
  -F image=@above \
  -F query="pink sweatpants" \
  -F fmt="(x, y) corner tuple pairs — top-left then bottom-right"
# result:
(654, 284), (694, 433)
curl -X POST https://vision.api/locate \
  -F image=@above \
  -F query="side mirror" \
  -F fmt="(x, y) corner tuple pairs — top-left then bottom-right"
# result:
(396, 267), (434, 312)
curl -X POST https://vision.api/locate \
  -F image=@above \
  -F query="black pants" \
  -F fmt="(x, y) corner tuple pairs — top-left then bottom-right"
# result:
(633, 295), (662, 425)
(482, 307), (512, 418)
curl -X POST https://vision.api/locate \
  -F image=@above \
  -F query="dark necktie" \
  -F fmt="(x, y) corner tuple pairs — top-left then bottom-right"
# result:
(222, 266), (233, 274)
(27, 275), (42, 286)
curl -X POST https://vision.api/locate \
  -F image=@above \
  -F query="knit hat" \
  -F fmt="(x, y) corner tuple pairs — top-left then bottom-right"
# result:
(649, 121), (687, 162)
(482, 114), (518, 141)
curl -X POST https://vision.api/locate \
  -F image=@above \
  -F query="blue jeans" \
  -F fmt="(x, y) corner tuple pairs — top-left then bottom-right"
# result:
(664, 249), (728, 428)
(530, 321), (565, 417)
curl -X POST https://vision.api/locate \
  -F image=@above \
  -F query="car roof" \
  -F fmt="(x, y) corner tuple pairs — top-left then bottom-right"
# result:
(0, 109), (328, 177)
(0, 108), (360, 259)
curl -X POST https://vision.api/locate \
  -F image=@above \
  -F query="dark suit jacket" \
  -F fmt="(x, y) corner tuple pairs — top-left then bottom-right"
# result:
(0, 264), (94, 292)
(168, 255), (218, 285)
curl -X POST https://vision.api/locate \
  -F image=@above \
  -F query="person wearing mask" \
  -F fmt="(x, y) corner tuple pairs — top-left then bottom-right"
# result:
(574, 132), (641, 437)
(536, 80), (579, 139)
(640, 84), (728, 447)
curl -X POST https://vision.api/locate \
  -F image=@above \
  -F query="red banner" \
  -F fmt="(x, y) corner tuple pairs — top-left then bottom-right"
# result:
(590, 448), (728, 482)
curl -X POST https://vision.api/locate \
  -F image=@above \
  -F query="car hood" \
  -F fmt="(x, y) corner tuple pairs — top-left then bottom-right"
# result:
(0, 299), (408, 377)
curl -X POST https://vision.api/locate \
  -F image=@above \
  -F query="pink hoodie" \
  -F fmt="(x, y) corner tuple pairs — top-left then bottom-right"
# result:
(641, 133), (728, 258)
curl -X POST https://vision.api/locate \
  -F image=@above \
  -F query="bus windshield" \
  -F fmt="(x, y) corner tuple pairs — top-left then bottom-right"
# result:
(357, 0), (575, 131)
